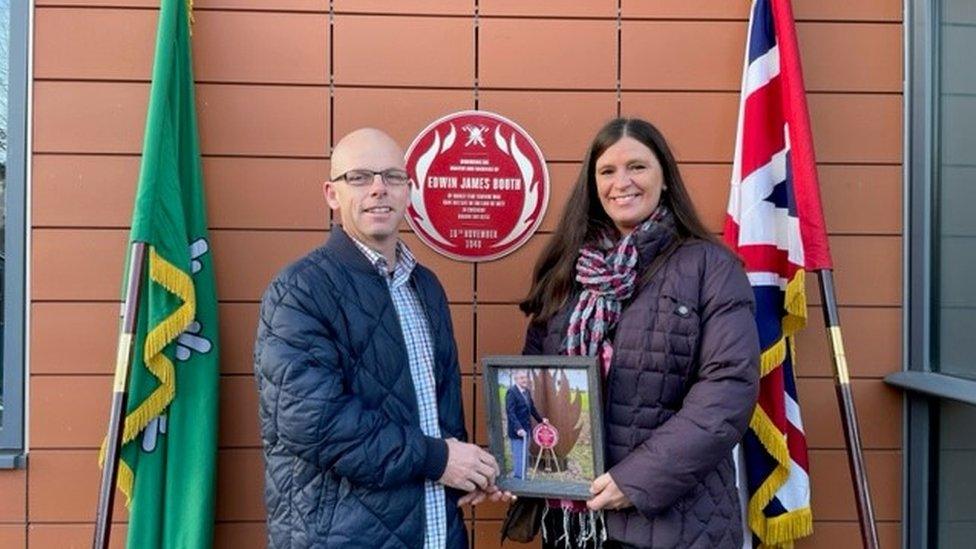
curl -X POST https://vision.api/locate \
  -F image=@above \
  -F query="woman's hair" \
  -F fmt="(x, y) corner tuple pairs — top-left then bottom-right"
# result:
(519, 117), (716, 321)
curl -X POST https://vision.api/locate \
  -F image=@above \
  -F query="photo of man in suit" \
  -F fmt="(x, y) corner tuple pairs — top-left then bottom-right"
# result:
(505, 370), (547, 479)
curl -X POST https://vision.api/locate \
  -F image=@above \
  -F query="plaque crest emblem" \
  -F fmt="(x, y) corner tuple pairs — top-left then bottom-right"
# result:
(405, 111), (550, 262)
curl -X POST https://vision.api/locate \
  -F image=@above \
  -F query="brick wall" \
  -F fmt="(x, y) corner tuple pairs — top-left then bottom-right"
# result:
(0, 1), (904, 547)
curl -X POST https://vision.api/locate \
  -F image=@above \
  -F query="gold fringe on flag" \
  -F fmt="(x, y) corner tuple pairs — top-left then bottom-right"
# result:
(764, 507), (814, 549)
(116, 460), (136, 506)
(98, 245), (196, 505)
(746, 269), (813, 547)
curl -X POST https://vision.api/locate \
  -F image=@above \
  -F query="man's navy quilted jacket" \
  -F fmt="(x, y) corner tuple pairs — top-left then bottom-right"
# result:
(254, 226), (469, 548)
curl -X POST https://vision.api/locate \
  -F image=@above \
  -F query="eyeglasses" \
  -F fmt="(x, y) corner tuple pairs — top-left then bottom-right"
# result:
(331, 169), (410, 187)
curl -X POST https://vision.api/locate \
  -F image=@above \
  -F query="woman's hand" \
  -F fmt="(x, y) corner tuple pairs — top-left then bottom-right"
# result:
(587, 473), (632, 511)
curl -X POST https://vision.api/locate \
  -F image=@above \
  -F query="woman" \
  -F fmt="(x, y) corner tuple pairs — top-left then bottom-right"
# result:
(517, 118), (759, 548)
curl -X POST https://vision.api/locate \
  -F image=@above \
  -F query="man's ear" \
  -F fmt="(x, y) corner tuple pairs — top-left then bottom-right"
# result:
(323, 180), (340, 210)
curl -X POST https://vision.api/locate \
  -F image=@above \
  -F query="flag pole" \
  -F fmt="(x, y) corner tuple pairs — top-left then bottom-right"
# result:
(817, 269), (879, 549)
(93, 241), (148, 549)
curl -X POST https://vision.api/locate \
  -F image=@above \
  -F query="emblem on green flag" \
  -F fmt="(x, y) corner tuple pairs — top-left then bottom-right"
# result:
(99, 1), (219, 547)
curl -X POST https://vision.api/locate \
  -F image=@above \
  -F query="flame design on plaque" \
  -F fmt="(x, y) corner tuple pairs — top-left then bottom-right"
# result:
(492, 126), (539, 249)
(410, 126), (456, 247)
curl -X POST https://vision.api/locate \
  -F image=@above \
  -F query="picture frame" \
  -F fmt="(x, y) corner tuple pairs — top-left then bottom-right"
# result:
(481, 355), (605, 500)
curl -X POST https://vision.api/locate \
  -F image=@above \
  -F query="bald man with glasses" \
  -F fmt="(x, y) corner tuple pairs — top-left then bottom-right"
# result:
(255, 129), (509, 548)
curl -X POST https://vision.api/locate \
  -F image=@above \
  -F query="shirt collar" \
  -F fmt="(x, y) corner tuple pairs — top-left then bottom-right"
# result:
(350, 236), (417, 285)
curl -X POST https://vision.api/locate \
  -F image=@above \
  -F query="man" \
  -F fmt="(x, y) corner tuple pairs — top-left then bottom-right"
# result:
(505, 370), (544, 479)
(255, 128), (500, 548)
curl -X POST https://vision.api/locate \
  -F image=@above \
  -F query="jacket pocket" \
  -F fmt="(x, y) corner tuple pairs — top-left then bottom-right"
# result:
(663, 293), (701, 362)
(660, 293), (700, 337)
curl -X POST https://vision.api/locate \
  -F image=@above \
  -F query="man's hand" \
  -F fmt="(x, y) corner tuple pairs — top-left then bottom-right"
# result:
(439, 438), (499, 492)
(516, 429), (526, 438)
(587, 473), (632, 511)
(457, 485), (517, 507)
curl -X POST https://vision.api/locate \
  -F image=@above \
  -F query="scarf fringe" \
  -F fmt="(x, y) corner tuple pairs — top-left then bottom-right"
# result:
(545, 507), (608, 548)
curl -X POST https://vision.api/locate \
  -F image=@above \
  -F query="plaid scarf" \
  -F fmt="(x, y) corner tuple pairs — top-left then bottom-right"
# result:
(565, 206), (671, 374)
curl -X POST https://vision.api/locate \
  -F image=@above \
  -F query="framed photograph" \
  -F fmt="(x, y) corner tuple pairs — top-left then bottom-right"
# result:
(481, 355), (605, 500)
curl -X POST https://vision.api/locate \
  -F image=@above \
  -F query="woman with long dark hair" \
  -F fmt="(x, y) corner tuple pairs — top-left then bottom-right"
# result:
(514, 118), (760, 548)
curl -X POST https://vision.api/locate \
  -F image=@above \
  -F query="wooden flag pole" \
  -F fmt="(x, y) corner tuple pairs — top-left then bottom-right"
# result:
(93, 241), (148, 549)
(817, 270), (879, 549)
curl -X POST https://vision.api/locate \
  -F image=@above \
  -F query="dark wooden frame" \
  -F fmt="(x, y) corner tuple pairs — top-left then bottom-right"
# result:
(481, 355), (605, 500)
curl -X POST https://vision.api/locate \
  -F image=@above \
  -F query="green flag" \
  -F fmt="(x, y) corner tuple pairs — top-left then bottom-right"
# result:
(107, 0), (219, 546)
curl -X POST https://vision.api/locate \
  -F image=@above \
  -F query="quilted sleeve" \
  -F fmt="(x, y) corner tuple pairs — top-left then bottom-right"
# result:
(254, 276), (448, 488)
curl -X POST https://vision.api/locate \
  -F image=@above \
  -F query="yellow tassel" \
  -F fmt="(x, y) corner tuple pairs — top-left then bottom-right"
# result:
(96, 434), (136, 507)
(120, 353), (176, 448)
(97, 246), (196, 508)
(781, 270), (807, 338)
(760, 338), (787, 377)
(747, 269), (812, 545)
(747, 464), (790, 542)
(746, 405), (795, 545)
(749, 407), (791, 467)
(788, 337), (799, 371)
(147, 246), (196, 344)
(117, 460), (136, 507)
(758, 270), (807, 378)
(115, 248), (195, 449)
(765, 507), (813, 545)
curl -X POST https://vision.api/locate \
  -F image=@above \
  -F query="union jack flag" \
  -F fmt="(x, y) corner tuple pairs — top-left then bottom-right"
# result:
(723, 0), (832, 546)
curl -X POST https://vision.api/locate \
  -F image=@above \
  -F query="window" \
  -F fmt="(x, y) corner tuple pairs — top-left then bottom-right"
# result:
(934, 1), (976, 380)
(0, 0), (27, 468)
(887, 0), (976, 546)
(934, 400), (976, 546)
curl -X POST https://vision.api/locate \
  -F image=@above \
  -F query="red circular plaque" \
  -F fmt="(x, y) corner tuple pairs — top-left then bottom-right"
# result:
(533, 423), (559, 449)
(405, 111), (549, 262)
